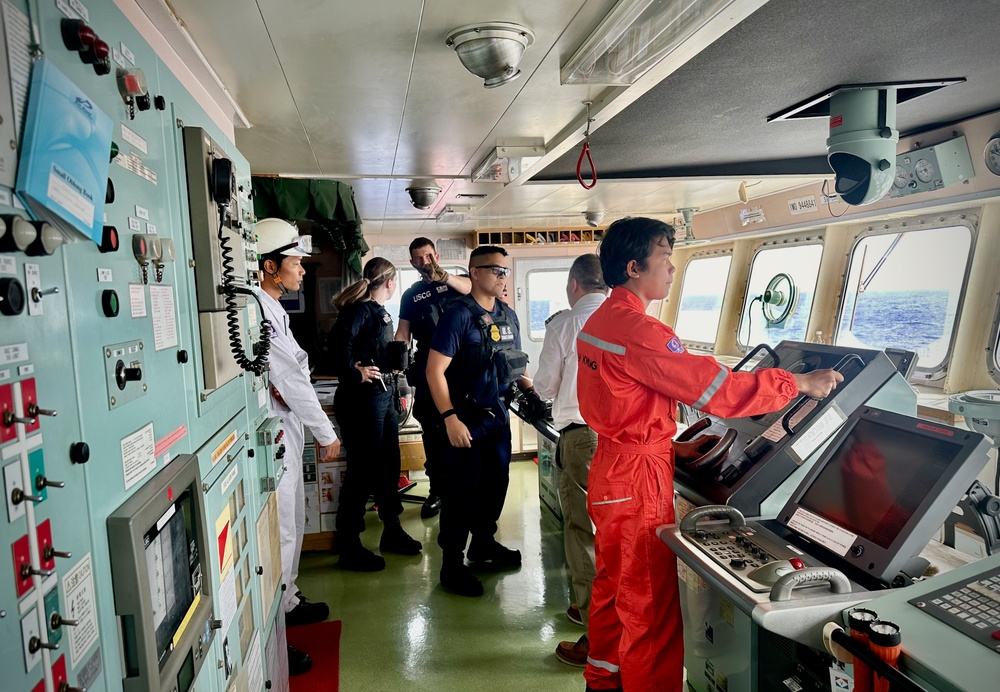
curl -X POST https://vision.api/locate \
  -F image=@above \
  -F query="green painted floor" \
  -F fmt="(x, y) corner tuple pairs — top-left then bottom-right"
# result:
(296, 461), (587, 691)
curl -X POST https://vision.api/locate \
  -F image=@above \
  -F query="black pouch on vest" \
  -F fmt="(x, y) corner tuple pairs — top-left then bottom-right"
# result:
(494, 348), (528, 385)
(385, 340), (410, 372)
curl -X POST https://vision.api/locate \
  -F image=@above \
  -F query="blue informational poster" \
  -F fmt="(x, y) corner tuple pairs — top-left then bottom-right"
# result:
(15, 57), (112, 244)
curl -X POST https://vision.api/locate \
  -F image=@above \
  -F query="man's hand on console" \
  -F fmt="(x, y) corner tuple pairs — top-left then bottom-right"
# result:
(793, 369), (844, 399)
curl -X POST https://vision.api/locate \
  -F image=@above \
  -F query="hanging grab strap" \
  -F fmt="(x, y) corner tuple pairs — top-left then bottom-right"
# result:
(577, 141), (597, 189)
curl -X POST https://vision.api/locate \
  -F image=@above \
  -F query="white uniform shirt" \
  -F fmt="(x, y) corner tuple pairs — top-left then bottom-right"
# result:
(258, 290), (337, 446)
(533, 292), (607, 431)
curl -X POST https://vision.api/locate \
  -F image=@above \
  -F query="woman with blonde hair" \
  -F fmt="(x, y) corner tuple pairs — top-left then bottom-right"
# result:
(328, 257), (421, 570)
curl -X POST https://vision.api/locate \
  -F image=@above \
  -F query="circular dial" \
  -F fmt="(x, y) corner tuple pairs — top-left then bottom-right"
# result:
(914, 158), (935, 183)
(893, 165), (908, 189)
(984, 135), (1000, 175)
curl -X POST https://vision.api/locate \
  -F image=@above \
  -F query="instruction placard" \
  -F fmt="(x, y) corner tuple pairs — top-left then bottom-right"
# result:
(122, 422), (156, 490)
(63, 553), (99, 666)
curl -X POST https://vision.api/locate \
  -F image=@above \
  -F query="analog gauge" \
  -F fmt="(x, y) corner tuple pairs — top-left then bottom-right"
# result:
(984, 134), (1000, 175)
(914, 158), (935, 183)
(893, 165), (908, 189)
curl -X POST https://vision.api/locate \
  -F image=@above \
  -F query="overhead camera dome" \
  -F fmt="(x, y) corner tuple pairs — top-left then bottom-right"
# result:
(405, 182), (442, 210)
(826, 88), (899, 206)
(583, 211), (606, 227)
(446, 22), (534, 89)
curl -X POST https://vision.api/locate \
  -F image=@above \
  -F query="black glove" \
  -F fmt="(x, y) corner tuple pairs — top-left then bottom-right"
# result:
(520, 388), (549, 423)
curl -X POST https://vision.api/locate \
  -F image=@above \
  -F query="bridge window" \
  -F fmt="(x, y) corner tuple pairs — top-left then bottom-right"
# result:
(835, 224), (972, 380)
(737, 243), (823, 349)
(675, 254), (732, 349)
(527, 269), (571, 341)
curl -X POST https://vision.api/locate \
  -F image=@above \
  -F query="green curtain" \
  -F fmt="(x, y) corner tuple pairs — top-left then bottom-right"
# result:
(251, 177), (368, 274)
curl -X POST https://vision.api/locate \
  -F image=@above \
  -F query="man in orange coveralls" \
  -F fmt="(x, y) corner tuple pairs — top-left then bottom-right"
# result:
(577, 217), (843, 691)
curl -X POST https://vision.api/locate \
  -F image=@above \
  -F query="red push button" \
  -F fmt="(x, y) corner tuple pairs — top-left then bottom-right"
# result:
(789, 557), (805, 570)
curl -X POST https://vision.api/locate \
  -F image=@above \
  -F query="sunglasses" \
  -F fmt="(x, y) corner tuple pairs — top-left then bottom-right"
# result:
(471, 264), (511, 278)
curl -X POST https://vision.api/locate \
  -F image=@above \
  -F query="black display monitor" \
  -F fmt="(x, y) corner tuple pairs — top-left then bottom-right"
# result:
(777, 407), (990, 585)
(108, 454), (215, 692)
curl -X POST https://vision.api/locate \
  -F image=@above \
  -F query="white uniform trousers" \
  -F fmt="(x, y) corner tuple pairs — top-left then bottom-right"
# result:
(278, 410), (306, 613)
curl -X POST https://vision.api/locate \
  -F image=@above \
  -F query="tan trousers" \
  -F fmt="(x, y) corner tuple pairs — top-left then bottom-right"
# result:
(556, 424), (598, 623)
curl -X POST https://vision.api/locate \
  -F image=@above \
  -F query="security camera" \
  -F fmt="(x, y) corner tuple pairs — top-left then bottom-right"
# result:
(826, 88), (899, 206)
(583, 211), (606, 227)
(405, 182), (441, 210)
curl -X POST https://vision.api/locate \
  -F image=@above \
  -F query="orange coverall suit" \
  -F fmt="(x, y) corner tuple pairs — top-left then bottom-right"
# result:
(577, 287), (798, 691)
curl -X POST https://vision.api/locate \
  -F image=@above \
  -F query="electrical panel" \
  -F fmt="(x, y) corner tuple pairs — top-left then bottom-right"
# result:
(889, 134), (975, 198)
(0, 3), (285, 692)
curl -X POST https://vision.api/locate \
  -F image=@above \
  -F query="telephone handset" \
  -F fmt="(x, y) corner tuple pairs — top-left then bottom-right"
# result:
(211, 157), (235, 206)
(211, 154), (270, 376)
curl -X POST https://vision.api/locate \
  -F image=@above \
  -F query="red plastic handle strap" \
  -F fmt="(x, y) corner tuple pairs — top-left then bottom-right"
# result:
(577, 141), (598, 190)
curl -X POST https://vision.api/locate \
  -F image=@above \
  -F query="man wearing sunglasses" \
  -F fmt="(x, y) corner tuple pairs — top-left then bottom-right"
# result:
(425, 246), (541, 596)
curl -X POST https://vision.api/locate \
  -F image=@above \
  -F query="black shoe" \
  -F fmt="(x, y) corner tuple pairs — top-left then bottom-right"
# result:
(288, 645), (312, 675)
(420, 493), (441, 519)
(440, 561), (484, 597)
(338, 545), (386, 572)
(379, 524), (422, 555)
(285, 599), (329, 627)
(467, 539), (522, 568)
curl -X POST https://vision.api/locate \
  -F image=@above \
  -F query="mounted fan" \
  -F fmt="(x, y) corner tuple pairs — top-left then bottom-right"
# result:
(760, 272), (798, 328)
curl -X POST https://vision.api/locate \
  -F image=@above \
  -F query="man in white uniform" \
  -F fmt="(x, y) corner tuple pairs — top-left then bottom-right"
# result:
(533, 253), (607, 667)
(256, 218), (341, 675)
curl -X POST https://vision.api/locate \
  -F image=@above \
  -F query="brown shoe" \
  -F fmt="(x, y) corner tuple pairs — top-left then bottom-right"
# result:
(555, 634), (589, 667)
(566, 604), (584, 626)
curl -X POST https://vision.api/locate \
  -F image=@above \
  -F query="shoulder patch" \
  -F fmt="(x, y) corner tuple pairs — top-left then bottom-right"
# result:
(666, 337), (686, 353)
(544, 309), (566, 325)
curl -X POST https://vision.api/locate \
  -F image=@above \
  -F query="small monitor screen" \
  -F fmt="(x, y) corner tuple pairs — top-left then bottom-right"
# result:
(143, 491), (201, 665)
(796, 418), (962, 548)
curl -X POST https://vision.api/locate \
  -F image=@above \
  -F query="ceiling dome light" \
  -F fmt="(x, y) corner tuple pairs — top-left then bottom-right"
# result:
(406, 182), (442, 210)
(446, 22), (535, 89)
(583, 211), (606, 227)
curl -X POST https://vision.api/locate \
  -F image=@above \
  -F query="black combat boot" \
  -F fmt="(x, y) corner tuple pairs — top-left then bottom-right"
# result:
(440, 552), (483, 597)
(379, 517), (422, 555)
(337, 534), (386, 572)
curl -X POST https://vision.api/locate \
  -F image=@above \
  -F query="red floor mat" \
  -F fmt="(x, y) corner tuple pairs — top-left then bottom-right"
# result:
(287, 620), (341, 692)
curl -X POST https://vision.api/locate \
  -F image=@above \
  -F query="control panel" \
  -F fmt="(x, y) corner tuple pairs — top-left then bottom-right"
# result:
(889, 134), (975, 198)
(684, 523), (821, 593)
(909, 563), (1000, 652)
(0, 3), (284, 692)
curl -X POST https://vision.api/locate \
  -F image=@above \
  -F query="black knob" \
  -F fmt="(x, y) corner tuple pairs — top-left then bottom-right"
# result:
(0, 277), (26, 316)
(247, 449), (255, 457)
(136, 93), (151, 111)
(154, 95), (166, 110)
(102, 289), (119, 317)
(70, 442), (90, 464)
(100, 225), (119, 253)
(850, 544), (865, 557)
(729, 558), (746, 570)
(106, 178), (115, 204)
(93, 56), (111, 76)
(177, 349), (189, 364)
(123, 366), (142, 382)
(255, 565), (264, 575)
(265, 682), (272, 689)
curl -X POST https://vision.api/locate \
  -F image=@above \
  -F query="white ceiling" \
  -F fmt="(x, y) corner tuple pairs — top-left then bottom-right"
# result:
(144, 0), (818, 233)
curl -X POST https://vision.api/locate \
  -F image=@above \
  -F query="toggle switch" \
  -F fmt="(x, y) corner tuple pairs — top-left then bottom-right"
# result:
(42, 545), (72, 561)
(3, 409), (36, 427)
(21, 563), (54, 580)
(30, 286), (59, 303)
(20, 379), (42, 434)
(49, 614), (79, 629)
(26, 403), (57, 418)
(28, 636), (58, 653)
(11, 487), (44, 504)
(35, 475), (65, 491)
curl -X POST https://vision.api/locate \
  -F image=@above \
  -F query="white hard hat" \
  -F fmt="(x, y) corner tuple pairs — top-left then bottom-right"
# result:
(255, 218), (313, 256)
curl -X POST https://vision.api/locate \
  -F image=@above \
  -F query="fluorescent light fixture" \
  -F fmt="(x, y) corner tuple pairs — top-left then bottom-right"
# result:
(436, 206), (469, 224)
(472, 145), (545, 183)
(561, 0), (736, 85)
